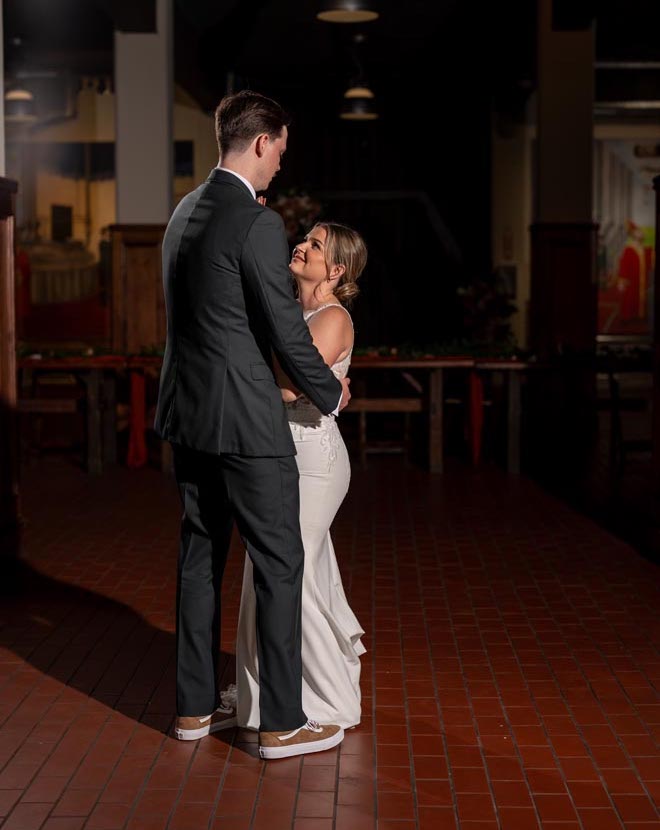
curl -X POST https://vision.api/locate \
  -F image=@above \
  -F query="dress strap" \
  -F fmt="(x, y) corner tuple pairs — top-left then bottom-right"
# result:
(304, 303), (353, 328)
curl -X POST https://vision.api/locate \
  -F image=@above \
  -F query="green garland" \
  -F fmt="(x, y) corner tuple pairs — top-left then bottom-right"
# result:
(353, 340), (527, 359)
(17, 343), (165, 359)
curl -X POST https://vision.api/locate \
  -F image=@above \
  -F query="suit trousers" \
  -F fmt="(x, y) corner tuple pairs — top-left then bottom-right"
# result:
(172, 444), (307, 732)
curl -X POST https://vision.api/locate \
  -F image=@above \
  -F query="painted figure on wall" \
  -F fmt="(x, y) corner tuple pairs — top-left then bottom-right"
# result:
(617, 220), (647, 322)
(597, 220), (655, 335)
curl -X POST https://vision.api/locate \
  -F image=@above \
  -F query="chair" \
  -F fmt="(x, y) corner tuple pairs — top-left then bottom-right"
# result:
(18, 373), (82, 461)
(345, 396), (423, 468)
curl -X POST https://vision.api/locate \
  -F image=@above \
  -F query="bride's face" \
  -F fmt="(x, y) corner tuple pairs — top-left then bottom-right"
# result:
(290, 226), (329, 287)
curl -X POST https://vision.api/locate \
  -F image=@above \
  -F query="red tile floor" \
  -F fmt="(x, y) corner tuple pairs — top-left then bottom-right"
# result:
(1, 456), (659, 829)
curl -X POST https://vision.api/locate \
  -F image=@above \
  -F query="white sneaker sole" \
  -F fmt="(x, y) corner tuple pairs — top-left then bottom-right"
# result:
(259, 727), (344, 760)
(174, 716), (237, 741)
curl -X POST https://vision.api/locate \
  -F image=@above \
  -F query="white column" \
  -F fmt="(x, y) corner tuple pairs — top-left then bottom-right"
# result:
(0, 1), (6, 177)
(491, 122), (533, 346)
(536, 0), (594, 222)
(114, 0), (173, 223)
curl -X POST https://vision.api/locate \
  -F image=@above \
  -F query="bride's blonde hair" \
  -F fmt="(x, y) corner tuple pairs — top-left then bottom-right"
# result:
(313, 222), (367, 308)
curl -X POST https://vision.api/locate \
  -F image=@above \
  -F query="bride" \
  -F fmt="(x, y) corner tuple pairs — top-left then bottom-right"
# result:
(230, 221), (368, 730)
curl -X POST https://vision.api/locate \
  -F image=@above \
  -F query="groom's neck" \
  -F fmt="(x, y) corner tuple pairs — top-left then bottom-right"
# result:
(218, 154), (257, 191)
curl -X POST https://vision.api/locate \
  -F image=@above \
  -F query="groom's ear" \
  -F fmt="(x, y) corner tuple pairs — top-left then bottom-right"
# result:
(255, 134), (269, 157)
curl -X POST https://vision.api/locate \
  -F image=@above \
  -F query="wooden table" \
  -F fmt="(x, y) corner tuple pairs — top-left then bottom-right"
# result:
(350, 355), (528, 473)
(17, 355), (168, 473)
(16, 354), (528, 476)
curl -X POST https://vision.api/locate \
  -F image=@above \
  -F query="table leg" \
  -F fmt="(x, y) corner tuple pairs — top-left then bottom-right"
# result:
(469, 371), (485, 466)
(102, 373), (117, 466)
(83, 370), (102, 475)
(429, 368), (443, 473)
(507, 371), (521, 474)
(127, 370), (148, 468)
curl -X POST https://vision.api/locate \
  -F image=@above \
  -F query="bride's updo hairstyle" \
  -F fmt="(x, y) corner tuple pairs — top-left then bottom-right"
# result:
(314, 222), (367, 308)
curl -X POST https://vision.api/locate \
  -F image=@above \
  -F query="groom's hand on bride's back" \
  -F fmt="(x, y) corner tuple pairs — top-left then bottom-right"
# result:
(339, 377), (351, 411)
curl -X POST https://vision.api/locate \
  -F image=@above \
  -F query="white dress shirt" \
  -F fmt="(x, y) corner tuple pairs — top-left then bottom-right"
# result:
(218, 166), (256, 199)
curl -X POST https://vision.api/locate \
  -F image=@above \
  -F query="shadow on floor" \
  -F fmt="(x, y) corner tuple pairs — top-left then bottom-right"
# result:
(0, 556), (235, 737)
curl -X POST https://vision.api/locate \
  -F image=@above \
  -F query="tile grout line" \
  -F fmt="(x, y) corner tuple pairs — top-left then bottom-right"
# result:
(422, 481), (461, 829)
(394, 469), (420, 829)
(534, 551), (659, 823)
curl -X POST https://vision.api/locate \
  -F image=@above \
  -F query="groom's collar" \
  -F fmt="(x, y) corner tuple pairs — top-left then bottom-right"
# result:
(209, 166), (256, 199)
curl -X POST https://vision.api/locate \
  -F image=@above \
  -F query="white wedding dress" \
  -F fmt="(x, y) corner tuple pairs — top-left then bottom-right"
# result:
(233, 303), (366, 730)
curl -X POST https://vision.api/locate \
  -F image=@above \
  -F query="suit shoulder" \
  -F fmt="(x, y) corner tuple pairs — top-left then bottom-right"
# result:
(167, 183), (206, 223)
(249, 206), (286, 233)
(180, 181), (208, 206)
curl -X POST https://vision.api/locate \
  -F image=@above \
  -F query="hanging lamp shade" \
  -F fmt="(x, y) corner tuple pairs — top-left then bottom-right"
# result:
(5, 87), (37, 123)
(340, 85), (378, 120)
(317, 1), (379, 23)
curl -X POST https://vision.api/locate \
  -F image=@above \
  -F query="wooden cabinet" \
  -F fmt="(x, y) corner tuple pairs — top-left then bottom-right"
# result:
(110, 224), (166, 354)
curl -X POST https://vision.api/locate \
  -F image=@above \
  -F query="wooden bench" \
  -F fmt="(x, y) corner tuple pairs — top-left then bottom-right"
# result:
(17, 398), (78, 414)
(346, 397), (423, 467)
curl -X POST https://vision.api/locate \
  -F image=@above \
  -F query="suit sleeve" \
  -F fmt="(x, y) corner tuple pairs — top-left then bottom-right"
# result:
(240, 209), (343, 415)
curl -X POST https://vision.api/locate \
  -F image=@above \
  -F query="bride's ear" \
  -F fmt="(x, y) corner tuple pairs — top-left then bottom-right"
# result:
(327, 263), (346, 283)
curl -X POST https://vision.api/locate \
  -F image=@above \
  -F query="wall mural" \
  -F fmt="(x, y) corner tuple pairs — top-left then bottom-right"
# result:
(595, 139), (656, 337)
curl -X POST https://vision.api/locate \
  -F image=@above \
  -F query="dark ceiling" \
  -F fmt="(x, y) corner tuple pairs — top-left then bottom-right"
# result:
(2, 0), (529, 112)
(4, 0), (658, 116)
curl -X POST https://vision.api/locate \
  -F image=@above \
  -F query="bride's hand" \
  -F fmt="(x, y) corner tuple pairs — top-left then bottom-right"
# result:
(339, 377), (351, 411)
(257, 195), (267, 206)
(280, 388), (299, 403)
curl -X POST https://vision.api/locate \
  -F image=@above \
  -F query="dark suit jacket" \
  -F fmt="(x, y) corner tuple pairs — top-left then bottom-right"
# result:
(154, 168), (342, 456)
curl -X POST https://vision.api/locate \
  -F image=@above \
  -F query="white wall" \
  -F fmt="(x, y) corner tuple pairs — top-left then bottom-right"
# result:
(7, 84), (217, 257)
(491, 122), (534, 346)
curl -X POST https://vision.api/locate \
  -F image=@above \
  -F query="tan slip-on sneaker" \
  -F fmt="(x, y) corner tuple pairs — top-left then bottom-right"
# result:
(174, 703), (236, 741)
(259, 719), (344, 760)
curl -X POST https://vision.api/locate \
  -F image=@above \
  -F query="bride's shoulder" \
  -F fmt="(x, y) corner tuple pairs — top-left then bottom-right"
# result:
(311, 303), (353, 326)
(308, 305), (353, 339)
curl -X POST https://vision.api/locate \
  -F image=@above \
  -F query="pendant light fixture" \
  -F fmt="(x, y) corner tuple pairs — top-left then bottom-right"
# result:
(340, 85), (378, 120)
(317, 1), (379, 23)
(339, 33), (378, 120)
(4, 86), (37, 123)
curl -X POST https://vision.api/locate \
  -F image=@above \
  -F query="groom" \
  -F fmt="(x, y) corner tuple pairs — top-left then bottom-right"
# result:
(155, 90), (350, 760)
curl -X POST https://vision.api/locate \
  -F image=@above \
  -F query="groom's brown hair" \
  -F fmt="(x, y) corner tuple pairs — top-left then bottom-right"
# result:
(215, 90), (291, 157)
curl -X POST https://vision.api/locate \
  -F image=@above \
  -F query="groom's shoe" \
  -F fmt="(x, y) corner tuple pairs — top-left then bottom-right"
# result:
(174, 704), (236, 741)
(259, 720), (344, 760)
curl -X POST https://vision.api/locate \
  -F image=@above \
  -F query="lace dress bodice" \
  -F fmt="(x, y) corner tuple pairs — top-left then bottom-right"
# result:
(286, 303), (353, 429)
